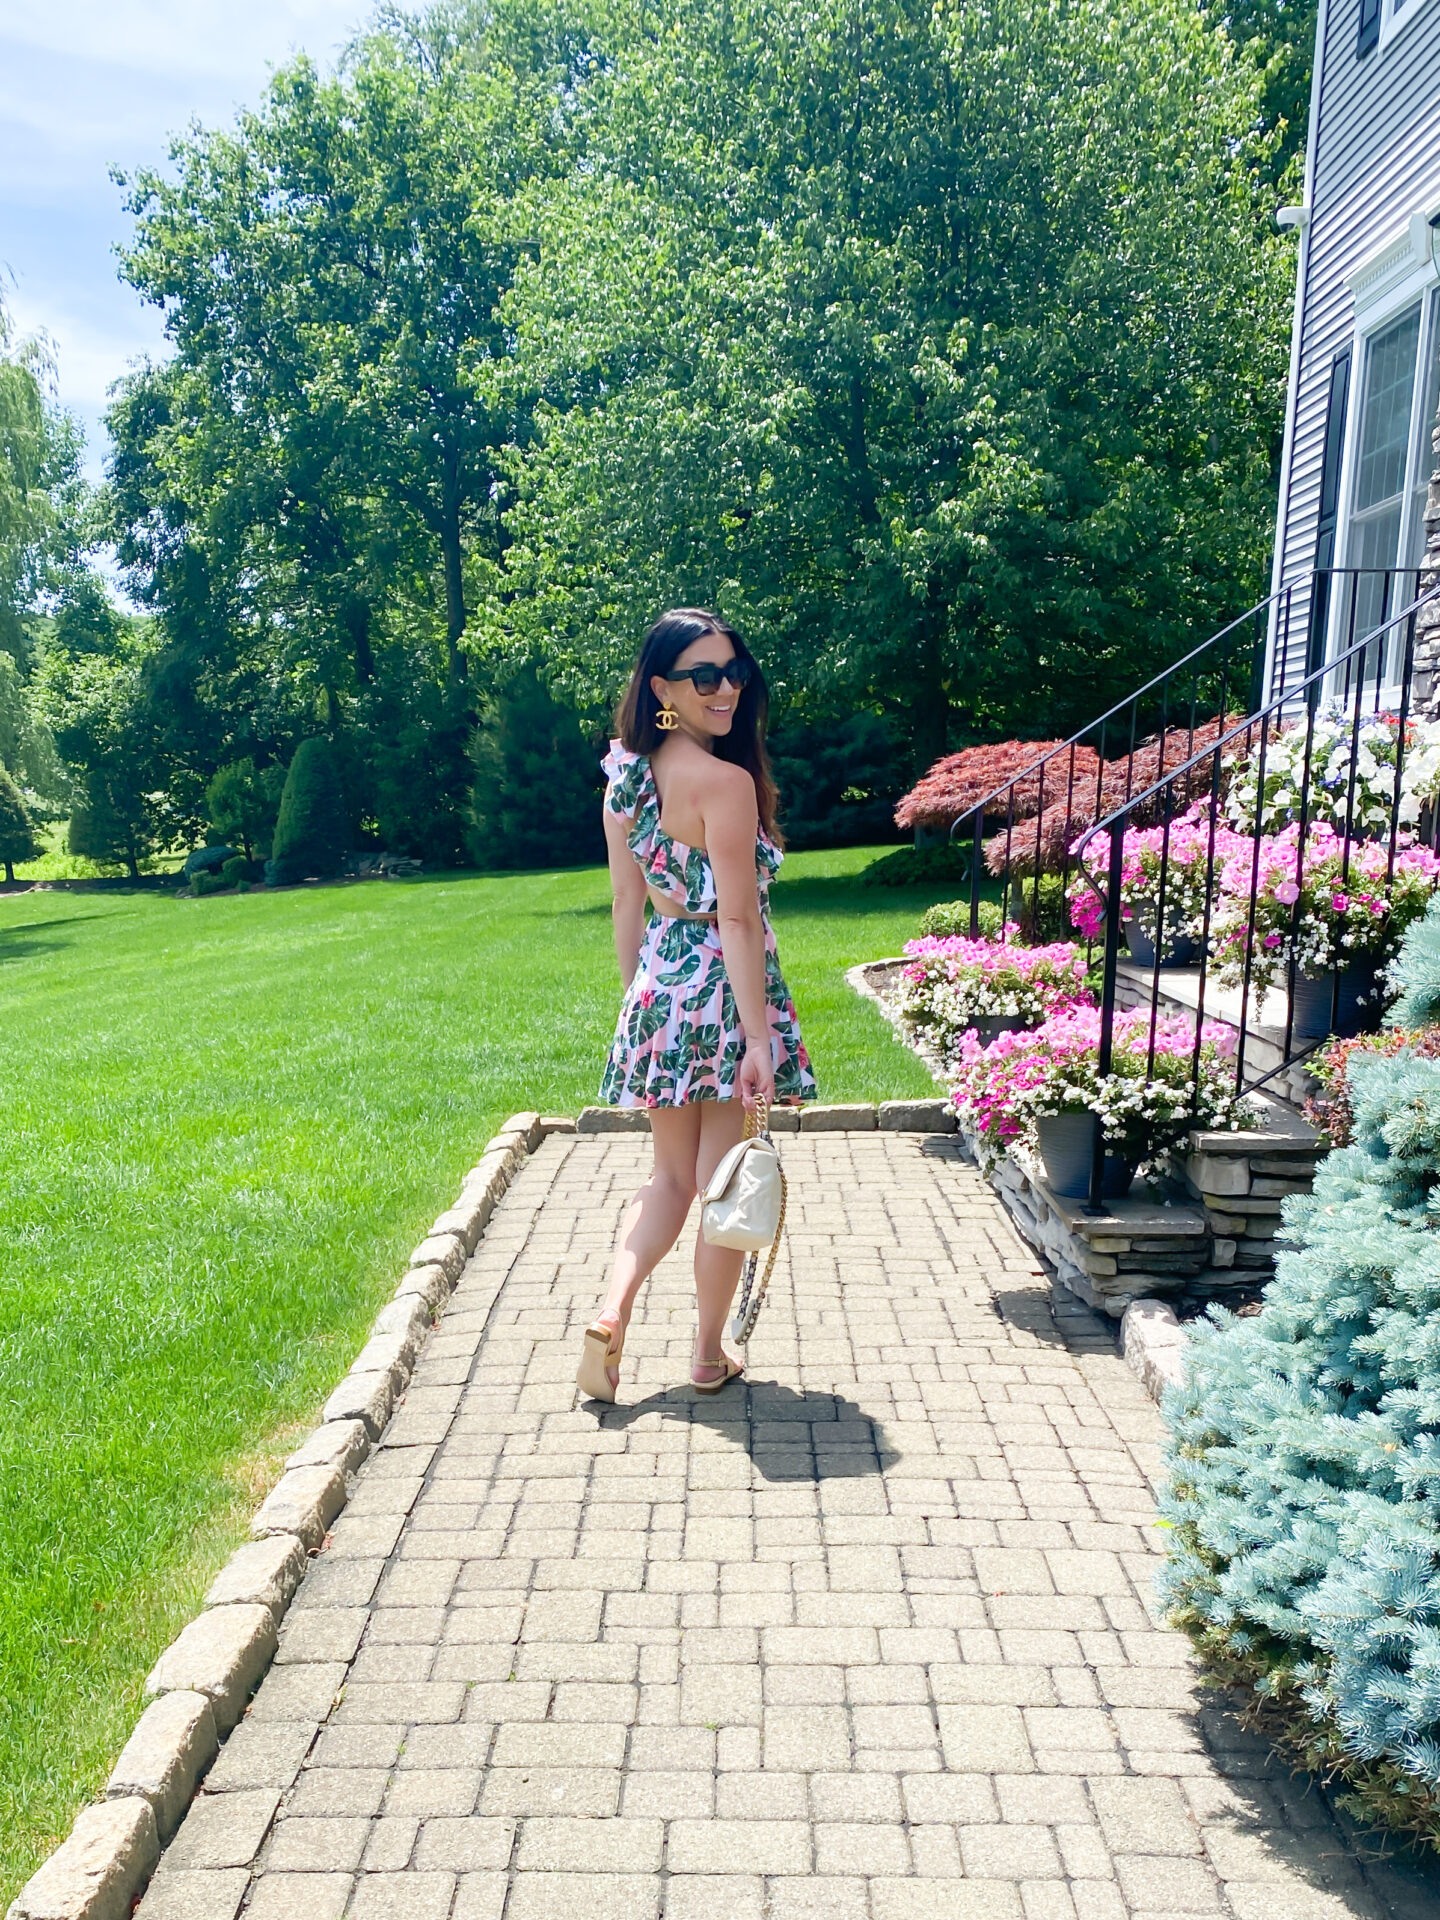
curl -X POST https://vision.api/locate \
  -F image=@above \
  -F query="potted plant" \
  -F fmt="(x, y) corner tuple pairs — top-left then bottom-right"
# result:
(951, 1004), (1256, 1199)
(1068, 808), (1246, 967)
(1225, 705), (1440, 838)
(897, 934), (1091, 1073)
(1209, 824), (1440, 1039)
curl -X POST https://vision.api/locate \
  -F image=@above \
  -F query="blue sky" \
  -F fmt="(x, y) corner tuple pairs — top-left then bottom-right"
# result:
(0, 1), (369, 486)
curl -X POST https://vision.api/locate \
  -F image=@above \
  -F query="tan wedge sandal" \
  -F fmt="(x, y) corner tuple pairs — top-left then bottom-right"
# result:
(576, 1310), (624, 1403)
(691, 1351), (744, 1394)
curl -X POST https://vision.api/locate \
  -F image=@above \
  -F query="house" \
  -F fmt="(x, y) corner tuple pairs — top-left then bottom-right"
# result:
(1267, 0), (1440, 703)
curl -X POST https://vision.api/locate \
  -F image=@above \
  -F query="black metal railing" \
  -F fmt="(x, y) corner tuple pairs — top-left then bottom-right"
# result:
(956, 569), (1421, 945)
(1070, 574), (1440, 1210)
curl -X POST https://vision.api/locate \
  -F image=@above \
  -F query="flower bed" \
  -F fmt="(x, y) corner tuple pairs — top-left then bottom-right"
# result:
(896, 934), (1090, 1071)
(950, 1003), (1258, 1173)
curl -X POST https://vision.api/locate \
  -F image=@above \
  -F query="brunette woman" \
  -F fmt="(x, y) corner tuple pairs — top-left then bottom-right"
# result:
(576, 610), (815, 1402)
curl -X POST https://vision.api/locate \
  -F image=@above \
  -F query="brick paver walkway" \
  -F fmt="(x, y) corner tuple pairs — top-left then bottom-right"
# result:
(141, 1132), (1439, 1920)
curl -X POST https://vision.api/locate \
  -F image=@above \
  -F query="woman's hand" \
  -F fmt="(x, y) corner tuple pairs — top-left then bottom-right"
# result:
(739, 1041), (776, 1112)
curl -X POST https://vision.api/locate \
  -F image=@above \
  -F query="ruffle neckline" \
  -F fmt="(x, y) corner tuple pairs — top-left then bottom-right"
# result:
(601, 740), (781, 881)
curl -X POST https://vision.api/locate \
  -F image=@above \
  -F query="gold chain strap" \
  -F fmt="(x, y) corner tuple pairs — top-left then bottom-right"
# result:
(730, 1105), (786, 1342)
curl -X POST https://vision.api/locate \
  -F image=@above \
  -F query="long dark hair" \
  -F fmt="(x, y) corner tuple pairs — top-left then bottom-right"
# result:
(615, 608), (781, 841)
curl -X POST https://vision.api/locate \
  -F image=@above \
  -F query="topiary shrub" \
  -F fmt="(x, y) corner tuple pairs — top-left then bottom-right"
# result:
(919, 898), (1007, 940)
(220, 855), (260, 887)
(183, 844), (236, 880)
(1161, 897), (1440, 1846)
(266, 738), (347, 886)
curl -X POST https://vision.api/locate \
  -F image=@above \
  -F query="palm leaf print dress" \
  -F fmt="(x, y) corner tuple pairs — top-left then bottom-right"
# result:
(598, 741), (817, 1109)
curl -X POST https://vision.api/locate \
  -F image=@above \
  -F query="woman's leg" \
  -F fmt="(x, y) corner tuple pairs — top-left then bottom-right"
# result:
(592, 1106), (704, 1387)
(691, 1100), (749, 1380)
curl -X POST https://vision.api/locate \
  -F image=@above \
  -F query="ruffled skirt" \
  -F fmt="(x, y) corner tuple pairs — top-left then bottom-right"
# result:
(600, 913), (817, 1108)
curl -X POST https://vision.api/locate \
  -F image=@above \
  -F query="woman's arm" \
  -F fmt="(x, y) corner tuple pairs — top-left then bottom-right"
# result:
(605, 805), (648, 987)
(705, 765), (776, 1107)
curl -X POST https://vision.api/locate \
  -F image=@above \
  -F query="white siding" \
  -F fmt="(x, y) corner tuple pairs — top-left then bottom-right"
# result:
(1271, 0), (1440, 694)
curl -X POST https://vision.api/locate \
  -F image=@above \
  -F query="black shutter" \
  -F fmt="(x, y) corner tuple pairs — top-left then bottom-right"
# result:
(1358, 0), (1381, 56)
(1306, 348), (1353, 682)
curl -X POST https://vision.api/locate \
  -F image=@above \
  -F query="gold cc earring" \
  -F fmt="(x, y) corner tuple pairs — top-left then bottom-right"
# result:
(656, 701), (680, 732)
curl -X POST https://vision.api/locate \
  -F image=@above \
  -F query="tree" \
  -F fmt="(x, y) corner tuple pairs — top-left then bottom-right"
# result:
(499, 0), (1290, 759)
(38, 611), (170, 878)
(465, 662), (604, 870)
(268, 737), (348, 883)
(0, 766), (39, 882)
(1208, 0), (1318, 189)
(206, 758), (281, 862)
(1162, 897), (1440, 1841)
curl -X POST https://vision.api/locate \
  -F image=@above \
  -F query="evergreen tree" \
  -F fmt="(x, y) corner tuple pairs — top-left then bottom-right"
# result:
(0, 766), (39, 882)
(1162, 899), (1440, 1835)
(267, 737), (347, 884)
(66, 765), (160, 879)
(206, 757), (281, 863)
(465, 665), (604, 871)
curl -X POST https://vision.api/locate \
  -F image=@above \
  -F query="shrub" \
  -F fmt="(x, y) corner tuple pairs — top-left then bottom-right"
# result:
(183, 844), (236, 880)
(895, 740), (1101, 834)
(220, 855), (259, 887)
(466, 664), (605, 871)
(372, 684), (471, 867)
(919, 898), (1006, 940)
(1160, 899), (1440, 1845)
(0, 767), (40, 882)
(1302, 1028), (1440, 1147)
(860, 843), (971, 888)
(206, 758), (282, 862)
(770, 713), (906, 849)
(1386, 892), (1440, 1030)
(267, 738), (347, 885)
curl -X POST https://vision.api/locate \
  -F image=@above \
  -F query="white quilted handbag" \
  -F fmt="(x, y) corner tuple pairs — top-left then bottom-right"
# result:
(703, 1102), (788, 1343)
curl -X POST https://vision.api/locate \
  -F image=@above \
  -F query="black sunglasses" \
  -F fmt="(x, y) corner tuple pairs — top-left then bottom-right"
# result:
(664, 657), (753, 695)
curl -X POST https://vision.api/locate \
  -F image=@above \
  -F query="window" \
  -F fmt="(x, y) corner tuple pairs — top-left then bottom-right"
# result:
(1358, 0), (1382, 55)
(1340, 291), (1440, 682)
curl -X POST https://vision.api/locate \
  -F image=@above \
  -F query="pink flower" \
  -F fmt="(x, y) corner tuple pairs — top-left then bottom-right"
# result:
(638, 989), (656, 1009)
(1263, 932), (1282, 949)
(1331, 893), (1349, 913)
(1273, 880), (1300, 905)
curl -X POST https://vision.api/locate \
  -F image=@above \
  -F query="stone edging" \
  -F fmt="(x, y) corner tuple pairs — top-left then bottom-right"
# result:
(6, 1111), (573, 1920)
(1118, 1297), (1188, 1402)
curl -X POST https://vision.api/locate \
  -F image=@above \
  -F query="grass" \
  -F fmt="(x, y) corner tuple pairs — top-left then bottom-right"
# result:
(0, 845), (949, 1896)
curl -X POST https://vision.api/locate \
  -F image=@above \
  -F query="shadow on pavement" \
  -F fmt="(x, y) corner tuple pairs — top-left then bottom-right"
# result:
(590, 1379), (892, 1479)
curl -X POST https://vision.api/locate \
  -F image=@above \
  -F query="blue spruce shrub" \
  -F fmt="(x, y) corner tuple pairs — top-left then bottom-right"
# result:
(1388, 893), (1440, 1033)
(1162, 1039), (1440, 1836)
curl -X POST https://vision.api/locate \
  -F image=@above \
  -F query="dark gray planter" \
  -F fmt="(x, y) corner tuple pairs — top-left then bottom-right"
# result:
(1036, 1111), (1135, 1201)
(1123, 919), (1196, 970)
(1290, 965), (1380, 1043)
(968, 1013), (1029, 1045)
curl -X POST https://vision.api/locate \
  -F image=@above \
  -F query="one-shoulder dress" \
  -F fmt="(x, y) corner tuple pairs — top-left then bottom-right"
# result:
(599, 741), (817, 1109)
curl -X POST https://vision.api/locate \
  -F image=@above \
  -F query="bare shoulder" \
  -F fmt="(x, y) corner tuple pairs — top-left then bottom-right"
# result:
(701, 756), (757, 806)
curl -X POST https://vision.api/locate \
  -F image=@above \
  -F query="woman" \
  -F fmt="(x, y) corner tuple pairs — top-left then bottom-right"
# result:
(577, 609), (816, 1403)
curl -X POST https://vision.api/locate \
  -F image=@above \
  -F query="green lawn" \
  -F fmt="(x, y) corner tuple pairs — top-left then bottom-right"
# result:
(0, 846), (945, 1895)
